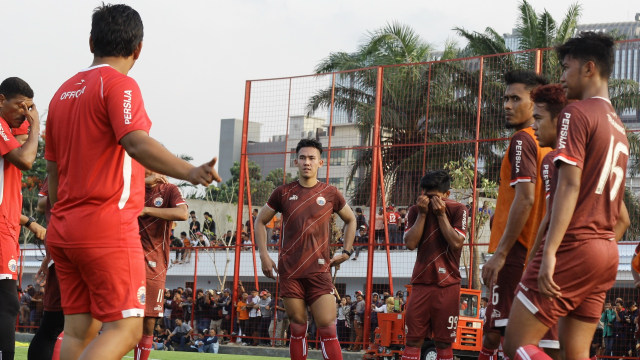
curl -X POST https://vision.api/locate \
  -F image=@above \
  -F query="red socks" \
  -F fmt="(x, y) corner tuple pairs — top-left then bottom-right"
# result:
(318, 325), (342, 360)
(437, 347), (454, 360)
(402, 346), (421, 360)
(514, 345), (552, 360)
(52, 331), (64, 360)
(290, 322), (308, 360)
(479, 346), (498, 360)
(134, 334), (153, 360)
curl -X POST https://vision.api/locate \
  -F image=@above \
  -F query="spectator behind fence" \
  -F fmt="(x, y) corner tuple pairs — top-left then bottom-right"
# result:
(203, 212), (216, 239)
(235, 292), (249, 345)
(258, 290), (272, 346)
(337, 297), (351, 349)
(165, 318), (193, 351)
(270, 296), (289, 347)
(189, 211), (201, 238)
(171, 234), (185, 264)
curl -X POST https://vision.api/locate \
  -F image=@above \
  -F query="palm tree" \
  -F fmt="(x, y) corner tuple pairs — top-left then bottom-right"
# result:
(307, 22), (495, 206)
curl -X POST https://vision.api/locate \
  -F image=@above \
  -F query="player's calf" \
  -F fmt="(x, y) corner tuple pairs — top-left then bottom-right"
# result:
(289, 322), (308, 360)
(318, 324), (342, 360)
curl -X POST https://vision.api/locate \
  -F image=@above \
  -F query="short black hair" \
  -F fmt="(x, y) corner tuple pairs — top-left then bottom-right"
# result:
(419, 170), (451, 193)
(91, 3), (144, 58)
(190, 210), (196, 215)
(504, 70), (548, 90)
(296, 138), (323, 155)
(355, 207), (362, 213)
(180, 231), (187, 236)
(204, 212), (210, 216)
(556, 31), (615, 79)
(0, 77), (34, 100)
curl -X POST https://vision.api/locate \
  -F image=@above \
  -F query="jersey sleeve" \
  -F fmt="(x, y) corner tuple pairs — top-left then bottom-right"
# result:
(554, 104), (587, 169)
(39, 178), (49, 197)
(104, 76), (152, 142)
(166, 184), (187, 208)
(509, 131), (538, 186)
(405, 206), (418, 233)
(0, 119), (21, 156)
(450, 203), (467, 238)
(332, 186), (347, 212)
(11, 121), (29, 136)
(266, 186), (283, 213)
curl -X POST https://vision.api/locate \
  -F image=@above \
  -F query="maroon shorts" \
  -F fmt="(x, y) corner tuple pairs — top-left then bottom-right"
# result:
(49, 245), (146, 322)
(484, 241), (526, 333)
(43, 262), (62, 312)
(518, 239), (618, 328)
(539, 325), (559, 349)
(145, 278), (166, 318)
(280, 272), (334, 305)
(405, 283), (460, 343)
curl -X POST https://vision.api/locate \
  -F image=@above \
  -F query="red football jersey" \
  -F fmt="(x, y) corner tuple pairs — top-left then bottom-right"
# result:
(139, 183), (186, 280)
(266, 181), (346, 279)
(386, 211), (399, 225)
(11, 121), (29, 136)
(405, 198), (467, 287)
(553, 97), (629, 242)
(45, 64), (152, 248)
(0, 116), (23, 280)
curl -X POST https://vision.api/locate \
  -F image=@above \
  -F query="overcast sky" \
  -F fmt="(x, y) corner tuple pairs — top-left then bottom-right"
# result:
(1, 0), (637, 173)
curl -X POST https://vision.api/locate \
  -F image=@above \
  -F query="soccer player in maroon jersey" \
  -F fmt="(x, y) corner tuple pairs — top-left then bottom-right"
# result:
(44, 5), (220, 360)
(479, 70), (550, 360)
(255, 138), (356, 360)
(400, 170), (467, 360)
(134, 170), (188, 360)
(0, 77), (40, 360)
(504, 32), (631, 360)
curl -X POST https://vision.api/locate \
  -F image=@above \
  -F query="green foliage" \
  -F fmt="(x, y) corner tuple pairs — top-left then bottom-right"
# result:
(20, 137), (46, 244)
(623, 188), (640, 241)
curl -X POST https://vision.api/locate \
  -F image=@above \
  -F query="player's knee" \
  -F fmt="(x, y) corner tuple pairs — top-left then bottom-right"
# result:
(483, 331), (501, 349)
(317, 324), (337, 338)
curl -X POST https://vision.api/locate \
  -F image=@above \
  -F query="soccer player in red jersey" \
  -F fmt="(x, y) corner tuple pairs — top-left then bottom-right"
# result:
(255, 138), (356, 360)
(479, 70), (550, 360)
(504, 32), (631, 360)
(400, 170), (467, 360)
(134, 170), (188, 360)
(44, 5), (220, 360)
(0, 77), (40, 360)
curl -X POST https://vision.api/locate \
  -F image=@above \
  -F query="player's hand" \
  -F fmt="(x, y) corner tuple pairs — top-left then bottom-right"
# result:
(20, 102), (39, 126)
(416, 195), (430, 214)
(429, 195), (446, 217)
(538, 253), (561, 298)
(330, 252), (350, 267)
(481, 251), (505, 286)
(260, 254), (278, 280)
(27, 222), (46, 241)
(188, 157), (222, 186)
(35, 259), (49, 287)
(145, 172), (167, 186)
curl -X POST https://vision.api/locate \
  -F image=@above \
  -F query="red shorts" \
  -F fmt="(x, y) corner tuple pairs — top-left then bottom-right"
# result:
(280, 272), (334, 305)
(145, 278), (166, 318)
(405, 283), (460, 343)
(518, 239), (618, 328)
(43, 262), (62, 312)
(484, 242), (526, 333)
(49, 245), (146, 322)
(539, 325), (559, 349)
(0, 222), (20, 280)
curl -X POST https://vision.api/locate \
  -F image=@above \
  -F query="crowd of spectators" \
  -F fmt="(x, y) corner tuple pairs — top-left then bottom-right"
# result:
(17, 284), (44, 333)
(594, 298), (640, 358)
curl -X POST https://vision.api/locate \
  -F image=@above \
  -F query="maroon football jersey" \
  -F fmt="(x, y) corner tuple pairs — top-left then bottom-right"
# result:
(267, 181), (346, 279)
(405, 198), (467, 287)
(542, 150), (558, 202)
(139, 183), (187, 280)
(553, 97), (629, 242)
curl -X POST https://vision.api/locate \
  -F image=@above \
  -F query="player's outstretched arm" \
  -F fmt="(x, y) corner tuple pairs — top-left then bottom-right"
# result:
(255, 205), (278, 279)
(614, 201), (630, 242)
(482, 182), (534, 285)
(430, 196), (464, 250)
(141, 204), (188, 221)
(404, 196), (429, 250)
(19, 214), (46, 241)
(4, 103), (40, 170)
(539, 164), (581, 298)
(120, 130), (221, 186)
(331, 204), (357, 267)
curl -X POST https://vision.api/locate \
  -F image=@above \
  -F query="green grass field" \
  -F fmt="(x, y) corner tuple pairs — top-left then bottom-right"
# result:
(15, 342), (290, 360)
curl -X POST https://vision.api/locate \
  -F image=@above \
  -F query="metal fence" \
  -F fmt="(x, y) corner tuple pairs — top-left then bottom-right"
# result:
(16, 40), (640, 355)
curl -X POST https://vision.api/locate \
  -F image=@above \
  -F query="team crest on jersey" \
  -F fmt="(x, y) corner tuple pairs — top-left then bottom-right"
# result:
(7, 259), (17, 273)
(289, 195), (298, 201)
(316, 196), (326, 206)
(137, 286), (146, 305)
(154, 197), (164, 207)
